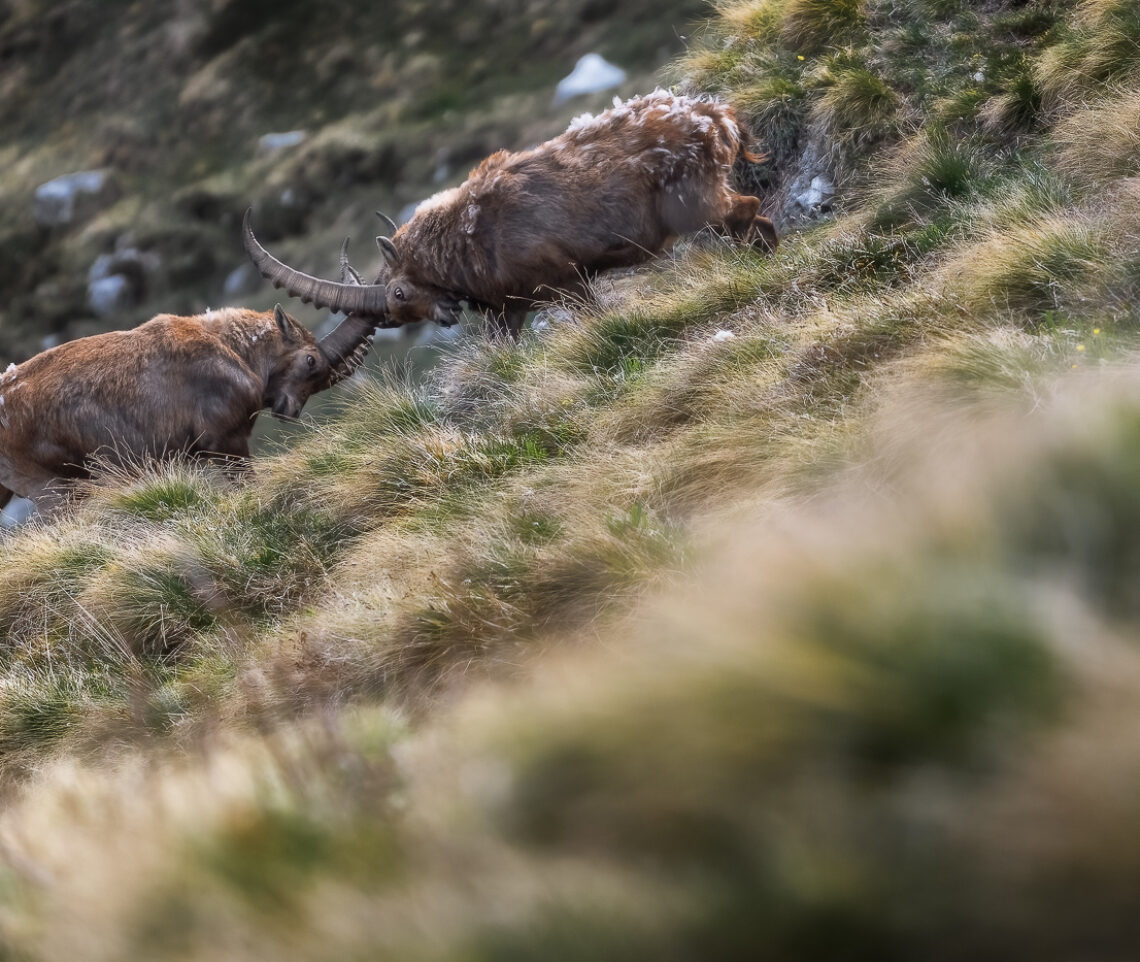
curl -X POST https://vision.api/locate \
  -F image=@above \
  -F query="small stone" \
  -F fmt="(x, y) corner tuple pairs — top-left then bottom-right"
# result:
(87, 253), (116, 284)
(0, 496), (34, 528)
(33, 170), (108, 226)
(794, 174), (836, 213)
(257, 130), (307, 155)
(223, 262), (261, 298)
(554, 54), (627, 105)
(398, 201), (423, 224)
(87, 274), (133, 317)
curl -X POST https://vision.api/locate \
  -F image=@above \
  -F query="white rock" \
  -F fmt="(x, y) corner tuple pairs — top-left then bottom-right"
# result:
(87, 274), (132, 317)
(794, 175), (836, 213)
(88, 248), (159, 288)
(713, 329), (736, 342)
(257, 130), (307, 155)
(223, 262), (261, 298)
(553, 54), (627, 105)
(87, 253), (116, 284)
(398, 201), (423, 224)
(0, 496), (35, 528)
(33, 170), (108, 226)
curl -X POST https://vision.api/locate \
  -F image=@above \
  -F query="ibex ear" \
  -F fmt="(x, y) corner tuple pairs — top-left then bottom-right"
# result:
(274, 304), (297, 342)
(376, 236), (401, 270)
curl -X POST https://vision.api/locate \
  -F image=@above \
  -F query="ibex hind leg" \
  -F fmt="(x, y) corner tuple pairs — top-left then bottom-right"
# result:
(0, 485), (12, 514)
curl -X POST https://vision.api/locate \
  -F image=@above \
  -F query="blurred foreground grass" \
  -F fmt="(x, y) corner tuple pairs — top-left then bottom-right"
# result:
(5, 0), (1140, 958)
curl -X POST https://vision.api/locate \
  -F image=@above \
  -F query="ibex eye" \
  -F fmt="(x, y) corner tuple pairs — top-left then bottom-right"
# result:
(394, 287), (406, 301)
(306, 354), (315, 368)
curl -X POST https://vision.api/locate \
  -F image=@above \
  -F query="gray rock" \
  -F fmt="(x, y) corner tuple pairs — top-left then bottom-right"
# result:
(257, 130), (307, 155)
(554, 54), (627, 105)
(115, 247), (161, 280)
(87, 274), (133, 317)
(86, 248), (158, 312)
(777, 134), (837, 228)
(794, 175), (836, 213)
(87, 253), (116, 284)
(0, 497), (34, 528)
(397, 201), (423, 225)
(33, 170), (108, 226)
(223, 262), (261, 298)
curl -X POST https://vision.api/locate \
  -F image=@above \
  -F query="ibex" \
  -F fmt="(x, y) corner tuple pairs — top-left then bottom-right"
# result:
(0, 305), (375, 513)
(243, 90), (778, 338)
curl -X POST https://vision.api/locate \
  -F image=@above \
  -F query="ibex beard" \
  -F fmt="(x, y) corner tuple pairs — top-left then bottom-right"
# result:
(244, 90), (779, 339)
(0, 304), (376, 515)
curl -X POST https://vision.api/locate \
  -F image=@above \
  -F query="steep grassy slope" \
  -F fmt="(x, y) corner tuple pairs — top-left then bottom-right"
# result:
(3, 0), (1140, 957)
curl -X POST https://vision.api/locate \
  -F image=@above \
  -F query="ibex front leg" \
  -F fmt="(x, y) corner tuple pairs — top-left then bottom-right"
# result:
(722, 194), (779, 251)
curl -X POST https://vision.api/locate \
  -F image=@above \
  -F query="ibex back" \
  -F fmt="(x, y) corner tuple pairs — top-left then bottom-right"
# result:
(244, 90), (778, 337)
(0, 305), (375, 514)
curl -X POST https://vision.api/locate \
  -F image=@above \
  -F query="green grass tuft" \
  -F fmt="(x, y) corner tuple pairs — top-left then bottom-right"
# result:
(812, 62), (899, 150)
(779, 0), (866, 56)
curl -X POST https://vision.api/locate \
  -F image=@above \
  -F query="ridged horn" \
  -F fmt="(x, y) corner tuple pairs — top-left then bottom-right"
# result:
(318, 313), (377, 387)
(241, 208), (389, 316)
(339, 236), (365, 286)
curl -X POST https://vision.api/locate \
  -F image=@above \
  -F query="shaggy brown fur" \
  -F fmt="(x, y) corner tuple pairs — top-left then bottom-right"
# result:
(246, 91), (778, 337)
(0, 306), (345, 513)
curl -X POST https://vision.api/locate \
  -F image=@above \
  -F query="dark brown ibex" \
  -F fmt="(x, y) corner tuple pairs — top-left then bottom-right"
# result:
(243, 90), (778, 337)
(0, 305), (375, 513)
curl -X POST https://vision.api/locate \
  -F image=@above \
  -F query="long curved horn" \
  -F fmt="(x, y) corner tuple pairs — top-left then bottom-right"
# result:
(241, 209), (389, 316)
(318, 313), (376, 386)
(315, 236), (377, 386)
(375, 209), (400, 233)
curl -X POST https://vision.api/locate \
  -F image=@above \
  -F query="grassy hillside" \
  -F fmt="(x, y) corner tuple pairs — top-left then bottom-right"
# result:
(4, 0), (1140, 957)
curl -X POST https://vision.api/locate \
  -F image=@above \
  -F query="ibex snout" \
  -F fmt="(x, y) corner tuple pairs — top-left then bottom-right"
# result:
(271, 394), (304, 421)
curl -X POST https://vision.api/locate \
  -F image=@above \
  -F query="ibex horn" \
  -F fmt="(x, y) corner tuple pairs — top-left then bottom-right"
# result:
(339, 237), (365, 286)
(375, 209), (400, 233)
(241, 209), (389, 317)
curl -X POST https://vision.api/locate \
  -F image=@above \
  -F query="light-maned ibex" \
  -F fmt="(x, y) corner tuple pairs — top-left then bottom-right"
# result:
(243, 90), (778, 338)
(0, 305), (375, 513)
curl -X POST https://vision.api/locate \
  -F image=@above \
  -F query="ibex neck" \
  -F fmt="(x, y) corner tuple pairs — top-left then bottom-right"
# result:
(204, 308), (282, 384)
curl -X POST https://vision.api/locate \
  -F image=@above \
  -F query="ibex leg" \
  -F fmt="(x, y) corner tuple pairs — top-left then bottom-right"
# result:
(488, 307), (528, 340)
(722, 194), (779, 251)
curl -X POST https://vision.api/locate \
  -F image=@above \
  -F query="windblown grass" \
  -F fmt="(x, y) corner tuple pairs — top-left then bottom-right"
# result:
(4, 0), (1140, 957)
(1036, 0), (1140, 108)
(1053, 88), (1140, 187)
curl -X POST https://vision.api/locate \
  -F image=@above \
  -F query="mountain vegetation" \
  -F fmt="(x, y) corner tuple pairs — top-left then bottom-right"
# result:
(2, 0), (1140, 958)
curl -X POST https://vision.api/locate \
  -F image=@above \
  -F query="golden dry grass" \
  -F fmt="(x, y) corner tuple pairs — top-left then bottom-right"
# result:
(4, 0), (1140, 957)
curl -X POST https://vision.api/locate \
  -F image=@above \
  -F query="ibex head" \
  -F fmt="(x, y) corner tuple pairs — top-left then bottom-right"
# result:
(263, 304), (333, 420)
(242, 210), (463, 329)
